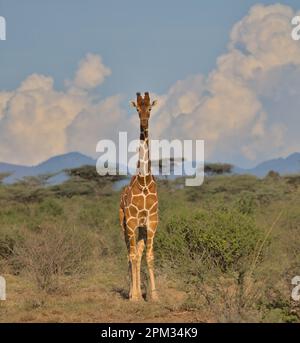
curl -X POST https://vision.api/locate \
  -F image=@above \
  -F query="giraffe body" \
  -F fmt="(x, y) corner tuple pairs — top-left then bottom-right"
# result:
(119, 92), (159, 301)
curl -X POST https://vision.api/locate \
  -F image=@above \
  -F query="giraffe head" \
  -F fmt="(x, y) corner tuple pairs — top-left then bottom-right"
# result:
(131, 92), (157, 129)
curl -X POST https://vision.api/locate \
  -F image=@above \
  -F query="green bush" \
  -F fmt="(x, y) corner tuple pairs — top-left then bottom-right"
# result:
(235, 191), (257, 215)
(38, 198), (64, 217)
(156, 208), (263, 273)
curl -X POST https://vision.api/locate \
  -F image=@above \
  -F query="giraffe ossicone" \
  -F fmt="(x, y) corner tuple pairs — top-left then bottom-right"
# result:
(119, 92), (159, 301)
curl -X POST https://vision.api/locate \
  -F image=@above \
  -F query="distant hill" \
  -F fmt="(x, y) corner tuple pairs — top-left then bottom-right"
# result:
(233, 152), (300, 177)
(0, 151), (299, 184)
(0, 162), (29, 176)
(0, 152), (96, 184)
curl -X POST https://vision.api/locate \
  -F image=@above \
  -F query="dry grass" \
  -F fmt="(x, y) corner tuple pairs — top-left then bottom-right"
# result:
(13, 225), (93, 293)
(0, 260), (199, 323)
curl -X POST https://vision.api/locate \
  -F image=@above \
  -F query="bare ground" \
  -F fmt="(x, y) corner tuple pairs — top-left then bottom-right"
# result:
(0, 261), (210, 323)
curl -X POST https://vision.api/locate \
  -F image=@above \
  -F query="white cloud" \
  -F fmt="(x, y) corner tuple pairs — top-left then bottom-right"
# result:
(71, 53), (111, 90)
(0, 54), (126, 165)
(66, 94), (132, 156)
(152, 4), (300, 166)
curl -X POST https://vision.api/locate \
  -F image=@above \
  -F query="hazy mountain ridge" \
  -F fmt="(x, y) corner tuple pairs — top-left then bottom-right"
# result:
(0, 152), (299, 184)
(233, 152), (300, 177)
(0, 152), (96, 184)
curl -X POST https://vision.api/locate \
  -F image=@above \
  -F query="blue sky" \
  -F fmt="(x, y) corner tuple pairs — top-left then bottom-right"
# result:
(0, 1), (300, 167)
(1, 0), (299, 96)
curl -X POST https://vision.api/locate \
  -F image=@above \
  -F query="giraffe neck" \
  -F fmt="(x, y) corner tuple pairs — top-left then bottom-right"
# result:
(137, 124), (151, 179)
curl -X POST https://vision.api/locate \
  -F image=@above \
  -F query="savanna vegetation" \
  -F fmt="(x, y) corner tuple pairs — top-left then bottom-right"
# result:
(0, 166), (299, 322)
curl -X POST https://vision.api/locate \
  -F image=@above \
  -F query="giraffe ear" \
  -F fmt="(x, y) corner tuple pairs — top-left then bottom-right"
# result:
(130, 101), (137, 108)
(151, 100), (158, 107)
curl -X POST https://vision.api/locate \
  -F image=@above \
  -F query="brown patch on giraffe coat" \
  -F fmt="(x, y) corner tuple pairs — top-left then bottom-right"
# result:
(132, 194), (145, 208)
(149, 212), (158, 222)
(128, 205), (138, 217)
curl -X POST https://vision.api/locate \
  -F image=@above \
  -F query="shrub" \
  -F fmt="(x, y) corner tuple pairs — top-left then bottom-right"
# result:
(285, 175), (300, 190)
(266, 170), (280, 179)
(235, 191), (257, 215)
(0, 227), (24, 273)
(156, 208), (263, 273)
(14, 225), (93, 292)
(38, 198), (64, 217)
(0, 227), (22, 259)
(204, 163), (233, 175)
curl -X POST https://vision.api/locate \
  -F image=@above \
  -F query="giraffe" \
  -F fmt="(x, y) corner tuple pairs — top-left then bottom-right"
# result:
(119, 92), (159, 301)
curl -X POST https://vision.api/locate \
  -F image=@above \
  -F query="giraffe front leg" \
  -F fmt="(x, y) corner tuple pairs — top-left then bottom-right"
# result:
(126, 220), (141, 301)
(146, 220), (159, 301)
(136, 237), (145, 299)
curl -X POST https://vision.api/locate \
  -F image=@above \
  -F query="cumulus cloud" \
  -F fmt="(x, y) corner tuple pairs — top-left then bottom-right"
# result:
(71, 53), (111, 90)
(0, 54), (127, 165)
(0, 4), (299, 167)
(66, 94), (132, 156)
(152, 4), (300, 166)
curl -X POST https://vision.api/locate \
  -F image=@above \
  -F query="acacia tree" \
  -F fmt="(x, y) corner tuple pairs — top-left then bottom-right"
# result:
(204, 163), (233, 175)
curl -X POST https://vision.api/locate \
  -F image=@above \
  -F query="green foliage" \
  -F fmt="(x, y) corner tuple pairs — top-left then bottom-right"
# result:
(38, 198), (64, 217)
(285, 174), (300, 189)
(8, 186), (51, 203)
(235, 191), (257, 215)
(66, 165), (124, 183)
(51, 166), (124, 198)
(156, 207), (263, 273)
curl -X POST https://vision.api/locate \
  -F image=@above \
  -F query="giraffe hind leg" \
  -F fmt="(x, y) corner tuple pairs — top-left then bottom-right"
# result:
(146, 221), (159, 301)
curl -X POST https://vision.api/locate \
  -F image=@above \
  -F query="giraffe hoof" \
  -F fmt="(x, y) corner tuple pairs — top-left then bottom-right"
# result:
(129, 294), (143, 302)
